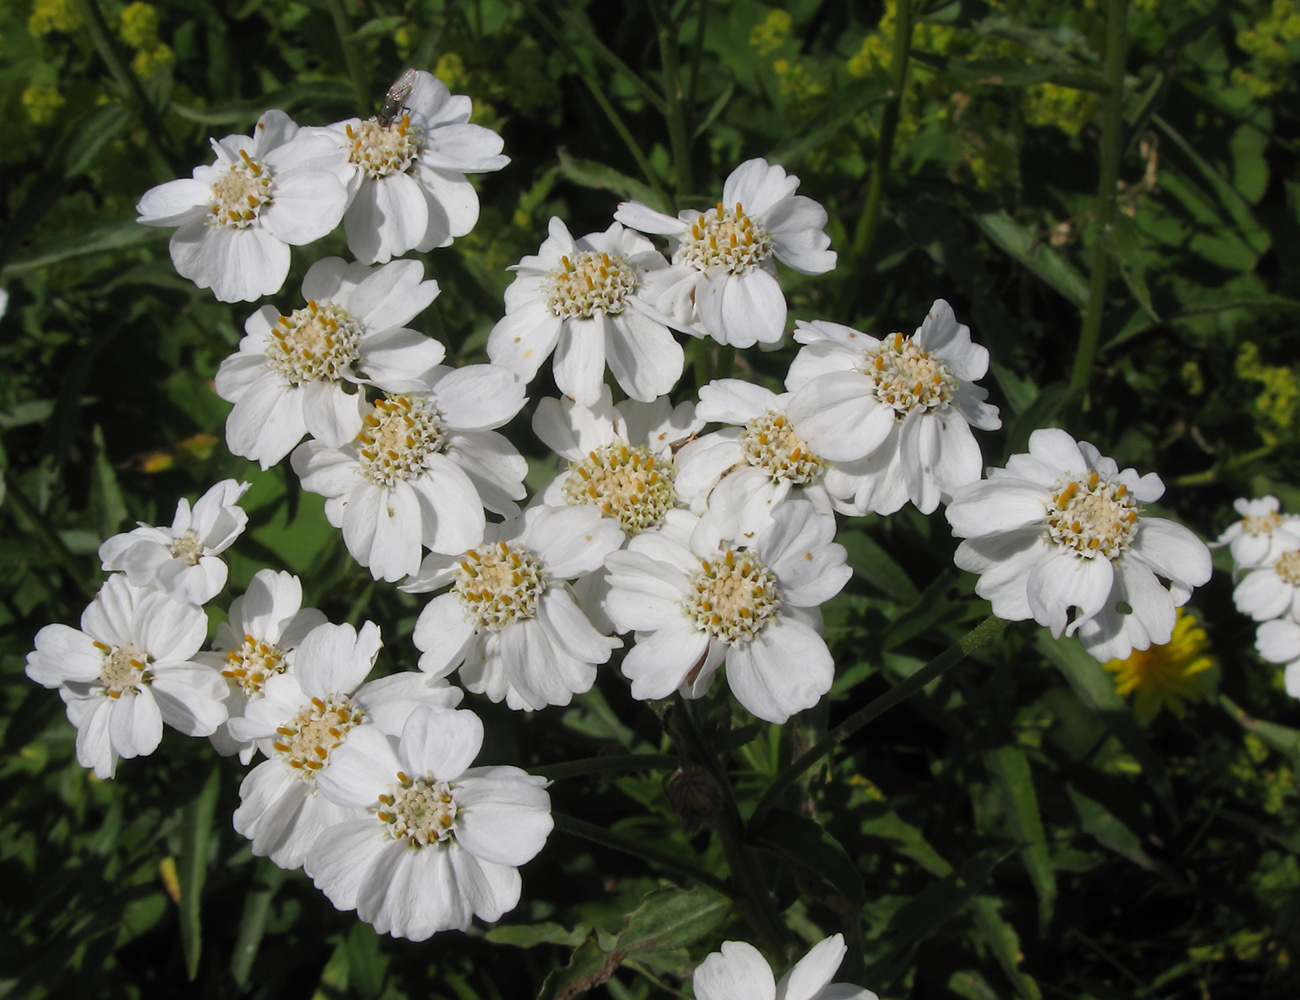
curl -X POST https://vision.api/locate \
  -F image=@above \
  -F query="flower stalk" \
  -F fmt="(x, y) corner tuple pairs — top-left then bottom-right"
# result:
(648, 0), (694, 196)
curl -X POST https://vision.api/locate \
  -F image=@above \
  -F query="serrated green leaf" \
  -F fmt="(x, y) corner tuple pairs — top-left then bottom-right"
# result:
(983, 746), (1056, 933)
(618, 883), (731, 952)
(1, 219), (166, 277)
(972, 897), (1042, 1000)
(229, 859), (286, 989)
(975, 211), (1089, 307)
(860, 810), (953, 878)
(177, 766), (220, 981)
(538, 935), (619, 1000)
(485, 921), (593, 948)
(754, 812), (866, 911)
(1065, 784), (1179, 884)
(837, 529), (920, 603)
(1103, 214), (1158, 323)
(556, 150), (660, 207)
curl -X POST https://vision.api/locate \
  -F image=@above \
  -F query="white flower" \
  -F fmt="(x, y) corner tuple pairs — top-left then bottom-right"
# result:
(614, 158), (835, 347)
(604, 502), (850, 723)
(784, 300), (1000, 515)
(405, 505), (624, 711)
(1214, 496), (1300, 569)
(291, 365), (528, 582)
(228, 621), (461, 870)
(26, 575), (228, 779)
(675, 379), (836, 542)
(216, 257), (445, 469)
(1257, 618), (1300, 698)
(322, 71), (509, 264)
(99, 479), (250, 605)
(487, 218), (680, 406)
(306, 705), (552, 941)
(136, 110), (349, 302)
(693, 935), (876, 1000)
(195, 569), (328, 763)
(946, 428), (1213, 662)
(1233, 537), (1300, 621)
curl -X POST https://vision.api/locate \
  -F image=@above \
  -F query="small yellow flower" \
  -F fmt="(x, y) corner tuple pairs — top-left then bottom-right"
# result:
(22, 83), (65, 126)
(28, 0), (80, 36)
(1105, 608), (1215, 722)
(750, 9), (792, 56)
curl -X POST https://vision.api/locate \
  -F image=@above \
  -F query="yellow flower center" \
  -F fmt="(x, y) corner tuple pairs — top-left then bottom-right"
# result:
(1277, 551), (1300, 586)
(684, 548), (782, 643)
(455, 540), (550, 630)
(266, 300), (365, 384)
(271, 696), (364, 781)
(676, 202), (774, 273)
(563, 443), (676, 536)
(1242, 511), (1281, 535)
(345, 116), (421, 179)
(96, 642), (152, 698)
(376, 774), (460, 848)
(221, 634), (286, 697)
(169, 529), (203, 564)
(859, 332), (958, 418)
(1045, 473), (1140, 560)
(544, 251), (638, 319)
(740, 410), (824, 485)
(208, 151), (273, 229)
(357, 394), (446, 487)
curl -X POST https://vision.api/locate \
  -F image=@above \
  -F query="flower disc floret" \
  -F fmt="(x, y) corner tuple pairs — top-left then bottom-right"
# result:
(1046, 473), (1140, 560)
(544, 250), (637, 319)
(676, 202), (774, 273)
(740, 410), (824, 485)
(378, 774), (460, 847)
(1278, 551), (1300, 585)
(861, 332), (958, 418)
(99, 644), (152, 697)
(273, 696), (364, 779)
(1243, 510), (1283, 536)
(563, 444), (677, 535)
(208, 152), (272, 228)
(169, 529), (204, 564)
(357, 393), (446, 486)
(266, 300), (365, 385)
(345, 116), (422, 179)
(684, 549), (782, 643)
(454, 541), (549, 630)
(222, 634), (286, 697)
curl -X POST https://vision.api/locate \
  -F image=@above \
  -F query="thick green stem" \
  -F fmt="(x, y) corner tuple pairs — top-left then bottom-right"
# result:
(841, 0), (914, 319)
(552, 813), (732, 895)
(1069, 0), (1129, 397)
(73, 0), (181, 172)
(648, 0), (693, 196)
(671, 699), (791, 957)
(536, 753), (677, 781)
(749, 616), (1010, 829)
(325, 0), (370, 116)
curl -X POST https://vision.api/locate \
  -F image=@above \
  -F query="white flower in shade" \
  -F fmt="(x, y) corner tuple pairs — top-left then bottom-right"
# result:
(613, 158), (835, 348)
(322, 70), (509, 265)
(26, 575), (227, 779)
(784, 300), (1000, 515)
(1257, 618), (1300, 698)
(487, 219), (679, 406)
(404, 505), (624, 711)
(693, 935), (876, 1000)
(1214, 496), (1300, 569)
(946, 428), (1213, 662)
(604, 502), (850, 723)
(136, 110), (349, 302)
(215, 257), (445, 469)
(99, 479), (250, 605)
(306, 705), (552, 941)
(195, 569), (328, 763)
(675, 379), (836, 542)
(291, 365), (528, 582)
(1233, 537), (1300, 621)
(228, 621), (461, 870)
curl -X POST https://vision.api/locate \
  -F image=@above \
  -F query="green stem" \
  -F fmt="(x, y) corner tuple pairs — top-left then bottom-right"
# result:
(1, 471), (95, 599)
(841, 0), (914, 320)
(648, 0), (693, 196)
(325, 0), (370, 117)
(749, 616), (1010, 829)
(1170, 443), (1278, 487)
(1069, 0), (1129, 398)
(536, 753), (677, 781)
(687, 0), (707, 121)
(72, 0), (181, 172)
(552, 813), (732, 896)
(671, 699), (790, 957)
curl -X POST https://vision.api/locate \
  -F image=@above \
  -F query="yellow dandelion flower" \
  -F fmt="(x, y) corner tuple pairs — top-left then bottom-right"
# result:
(1104, 608), (1215, 722)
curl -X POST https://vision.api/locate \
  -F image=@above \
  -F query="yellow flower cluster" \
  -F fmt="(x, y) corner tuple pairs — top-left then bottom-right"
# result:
(846, 0), (955, 77)
(28, 0), (80, 36)
(1233, 0), (1300, 96)
(118, 3), (173, 79)
(749, 9), (792, 56)
(1236, 341), (1299, 445)
(22, 83), (65, 126)
(1104, 608), (1215, 722)
(1024, 82), (1099, 138)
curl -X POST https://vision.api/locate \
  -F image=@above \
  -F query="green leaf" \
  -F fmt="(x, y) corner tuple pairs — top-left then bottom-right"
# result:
(935, 56), (1108, 92)
(972, 897), (1042, 1000)
(949, 969), (1004, 1000)
(1221, 694), (1300, 767)
(167, 81), (358, 125)
(1035, 633), (1177, 820)
(1, 219), (166, 278)
(754, 811), (867, 912)
(983, 746), (1056, 933)
(556, 150), (660, 207)
(486, 922), (594, 948)
(619, 884), (731, 952)
(538, 934), (621, 1000)
(89, 426), (127, 540)
(344, 922), (389, 1000)
(1102, 213), (1158, 323)
(769, 78), (890, 165)
(837, 529), (920, 602)
(1065, 785), (1181, 886)
(859, 810), (953, 878)
(229, 860), (286, 989)
(974, 211), (1089, 308)
(177, 766), (220, 981)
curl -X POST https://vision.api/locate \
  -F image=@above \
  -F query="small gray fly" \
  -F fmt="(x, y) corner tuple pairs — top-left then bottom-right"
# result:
(377, 69), (418, 127)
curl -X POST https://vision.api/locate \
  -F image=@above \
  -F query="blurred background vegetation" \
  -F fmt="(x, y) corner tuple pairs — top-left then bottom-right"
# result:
(2, 0), (1300, 997)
